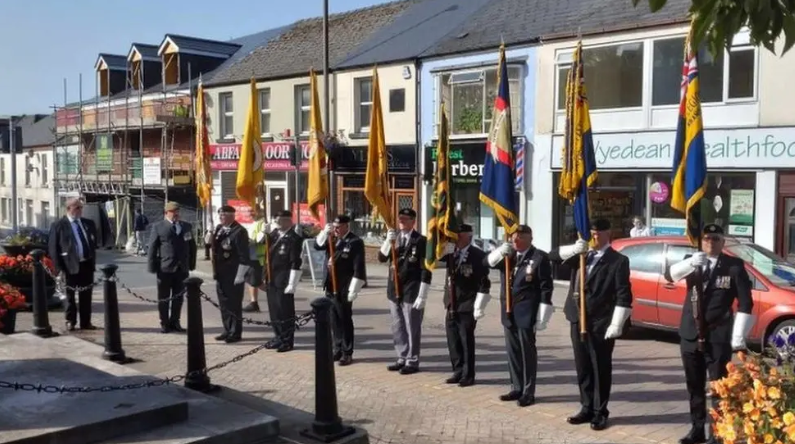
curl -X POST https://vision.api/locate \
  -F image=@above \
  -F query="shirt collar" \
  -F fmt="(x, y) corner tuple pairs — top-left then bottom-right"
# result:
(592, 244), (610, 255)
(67, 215), (78, 223)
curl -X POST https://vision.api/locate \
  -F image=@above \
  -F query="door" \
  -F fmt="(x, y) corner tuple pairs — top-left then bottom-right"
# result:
(393, 192), (416, 217)
(657, 243), (698, 328)
(781, 198), (795, 262)
(266, 184), (286, 218)
(616, 242), (665, 325)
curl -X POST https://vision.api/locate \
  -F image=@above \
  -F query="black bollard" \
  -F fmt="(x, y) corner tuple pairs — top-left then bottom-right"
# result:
(184, 277), (215, 392)
(30, 249), (54, 338)
(101, 264), (126, 362)
(301, 297), (355, 442)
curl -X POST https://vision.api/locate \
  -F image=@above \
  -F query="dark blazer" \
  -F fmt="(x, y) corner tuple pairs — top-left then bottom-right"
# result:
(48, 216), (98, 275)
(377, 231), (432, 303)
(314, 231), (366, 297)
(442, 245), (490, 313)
(211, 222), (250, 281)
(266, 227), (304, 288)
(485, 247), (554, 329)
(147, 220), (197, 274)
(549, 246), (633, 336)
(679, 253), (753, 343)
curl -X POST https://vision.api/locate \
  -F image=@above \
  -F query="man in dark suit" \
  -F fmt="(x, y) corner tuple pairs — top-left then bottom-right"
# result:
(147, 202), (197, 333)
(549, 218), (632, 431)
(485, 225), (554, 407)
(441, 223), (490, 387)
(212, 205), (251, 343)
(314, 215), (366, 366)
(378, 208), (432, 375)
(48, 197), (98, 331)
(668, 224), (754, 444)
(264, 210), (304, 353)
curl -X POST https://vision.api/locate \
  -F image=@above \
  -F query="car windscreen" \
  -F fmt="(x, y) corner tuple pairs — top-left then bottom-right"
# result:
(724, 243), (795, 287)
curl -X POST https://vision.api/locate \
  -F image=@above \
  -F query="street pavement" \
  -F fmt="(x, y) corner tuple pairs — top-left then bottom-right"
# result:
(13, 250), (695, 444)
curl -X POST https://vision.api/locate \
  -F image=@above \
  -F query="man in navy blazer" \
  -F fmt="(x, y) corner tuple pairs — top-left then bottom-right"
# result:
(484, 225), (554, 407)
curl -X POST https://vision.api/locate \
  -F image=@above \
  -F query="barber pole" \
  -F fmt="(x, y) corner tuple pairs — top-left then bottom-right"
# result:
(514, 137), (525, 191)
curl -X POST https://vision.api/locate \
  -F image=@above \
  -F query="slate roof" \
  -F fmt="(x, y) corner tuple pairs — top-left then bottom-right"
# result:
(5, 115), (56, 148)
(205, 0), (414, 86)
(161, 34), (241, 57)
(422, 0), (691, 57)
(96, 54), (128, 70)
(201, 26), (291, 83)
(336, 0), (493, 68)
(129, 43), (160, 60)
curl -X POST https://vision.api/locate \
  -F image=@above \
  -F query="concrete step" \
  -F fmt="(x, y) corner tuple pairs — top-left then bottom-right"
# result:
(0, 333), (279, 444)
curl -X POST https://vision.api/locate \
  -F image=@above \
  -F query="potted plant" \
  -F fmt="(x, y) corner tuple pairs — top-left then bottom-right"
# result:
(0, 227), (49, 257)
(710, 333), (795, 444)
(0, 253), (61, 309)
(0, 282), (26, 334)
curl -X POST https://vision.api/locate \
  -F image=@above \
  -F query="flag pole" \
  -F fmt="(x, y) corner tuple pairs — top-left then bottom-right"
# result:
(579, 236), (587, 340)
(505, 234), (511, 313)
(390, 233), (401, 300)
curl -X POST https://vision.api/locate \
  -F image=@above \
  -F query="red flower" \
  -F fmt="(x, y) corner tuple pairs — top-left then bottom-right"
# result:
(0, 282), (25, 329)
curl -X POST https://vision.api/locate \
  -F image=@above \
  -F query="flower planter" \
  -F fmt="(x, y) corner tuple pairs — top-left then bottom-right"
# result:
(0, 309), (16, 334)
(0, 243), (47, 257)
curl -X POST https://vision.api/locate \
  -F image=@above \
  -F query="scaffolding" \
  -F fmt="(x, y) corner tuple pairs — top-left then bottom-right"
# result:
(52, 64), (196, 248)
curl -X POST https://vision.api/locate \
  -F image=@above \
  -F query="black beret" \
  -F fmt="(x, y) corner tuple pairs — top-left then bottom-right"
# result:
(334, 215), (351, 224)
(515, 225), (532, 234)
(398, 208), (417, 218)
(218, 205), (236, 213)
(275, 210), (293, 218)
(703, 224), (724, 235)
(458, 223), (473, 233)
(591, 218), (611, 231)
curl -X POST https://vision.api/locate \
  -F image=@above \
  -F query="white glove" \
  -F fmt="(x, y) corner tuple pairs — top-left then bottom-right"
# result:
(731, 312), (755, 350)
(604, 306), (632, 339)
(380, 235), (393, 256)
(234, 265), (250, 285)
(386, 229), (397, 242)
(284, 269), (301, 294)
(690, 252), (708, 268)
(412, 282), (430, 310)
(535, 303), (555, 332)
(348, 277), (365, 303)
(669, 258), (696, 282)
(498, 243), (514, 257)
(473, 292), (491, 320)
(443, 242), (456, 256)
(324, 223), (334, 235)
(558, 239), (589, 261)
(487, 242), (515, 267)
(315, 223), (334, 247)
(263, 222), (274, 235)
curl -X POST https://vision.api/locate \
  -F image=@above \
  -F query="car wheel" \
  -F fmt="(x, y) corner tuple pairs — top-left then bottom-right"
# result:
(769, 319), (795, 348)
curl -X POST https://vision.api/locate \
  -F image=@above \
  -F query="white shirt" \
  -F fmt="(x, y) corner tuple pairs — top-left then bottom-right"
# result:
(67, 215), (89, 261)
(166, 218), (182, 236)
(586, 244), (611, 276)
(398, 229), (414, 247)
(630, 226), (652, 238)
(455, 242), (472, 266)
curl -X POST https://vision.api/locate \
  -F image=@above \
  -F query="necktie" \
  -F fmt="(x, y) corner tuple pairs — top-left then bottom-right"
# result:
(585, 251), (597, 266)
(704, 261), (712, 281)
(74, 220), (90, 260)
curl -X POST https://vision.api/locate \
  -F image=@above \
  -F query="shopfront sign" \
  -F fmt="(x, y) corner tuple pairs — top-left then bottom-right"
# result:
(334, 144), (416, 173)
(210, 141), (309, 171)
(292, 203), (326, 227)
(228, 199), (254, 225)
(424, 137), (526, 184)
(550, 127), (795, 169)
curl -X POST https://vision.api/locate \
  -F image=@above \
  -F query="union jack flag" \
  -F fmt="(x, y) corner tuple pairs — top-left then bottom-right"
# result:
(514, 136), (526, 191)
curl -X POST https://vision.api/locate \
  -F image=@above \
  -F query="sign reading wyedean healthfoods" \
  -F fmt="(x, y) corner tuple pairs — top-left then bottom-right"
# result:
(550, 127), (795, 169)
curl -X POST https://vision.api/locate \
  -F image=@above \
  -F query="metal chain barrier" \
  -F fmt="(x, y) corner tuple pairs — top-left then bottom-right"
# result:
(44, 266), (102, 294)
(0, 311), (315, 394)
(115, 277), (187, 304)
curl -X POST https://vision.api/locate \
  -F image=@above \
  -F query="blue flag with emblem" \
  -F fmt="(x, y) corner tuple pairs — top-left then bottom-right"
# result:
(479, 43), (518, 235)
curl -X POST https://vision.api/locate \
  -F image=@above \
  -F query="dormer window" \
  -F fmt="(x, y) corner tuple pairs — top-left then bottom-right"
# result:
(156, 34), (241, 87)
(94, 54), (127, 97)
(127, 43), (161, 90)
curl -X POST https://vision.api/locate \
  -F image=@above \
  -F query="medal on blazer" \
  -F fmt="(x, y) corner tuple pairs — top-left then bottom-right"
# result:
(409, 246), (417, 263)
(526, 260), (535, 282)
(461, 264), (473, 277)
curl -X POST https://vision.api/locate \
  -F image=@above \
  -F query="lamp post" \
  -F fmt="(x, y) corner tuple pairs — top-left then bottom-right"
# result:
(6, 116), (19, 233)
(323, 0), (334, 217)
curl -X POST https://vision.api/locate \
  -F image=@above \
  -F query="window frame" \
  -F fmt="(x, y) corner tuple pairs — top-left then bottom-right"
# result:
(0, 157), (5, 185)
(295, 85), (311, 135)
(258, 89), (271, 137)
(24, 156), (31, 186)
(218, 92), (234, 140)
(354, 77), (374, 133)
(41, 153), (48, 186)
(434, 64), (524, 139)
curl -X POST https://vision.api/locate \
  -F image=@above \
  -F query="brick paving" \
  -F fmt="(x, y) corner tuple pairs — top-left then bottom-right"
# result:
(11, 251), (697, 444)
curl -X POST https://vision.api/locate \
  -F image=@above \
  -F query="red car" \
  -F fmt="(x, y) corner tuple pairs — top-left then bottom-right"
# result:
(610, 235), (795, 348)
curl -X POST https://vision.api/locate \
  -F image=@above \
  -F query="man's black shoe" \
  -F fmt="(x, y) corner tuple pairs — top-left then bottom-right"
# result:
(445, 374), (462, 384)
(214, 333), (229, 341)
(590, 414), (609, 431)
(399, 366), (418, 375)
(276, 344), (293, 353)
(387, 362), (405, 372)
(679, 425), (707, 444)
(333, 351), (343, 362)
(242, 302), (260, 313)
(458, 378), (474, 387)
(499, 391), (521, 402)
(567, 410), (594, 425)
(517, 395), (535, 407)
(160, 324), (171, 334)
(339, 355), (353, 366)
(225, 336), (241, 344)
(170, 322), (185, 333)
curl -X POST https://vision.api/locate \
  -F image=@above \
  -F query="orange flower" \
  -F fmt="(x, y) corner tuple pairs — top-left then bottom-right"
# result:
(767, 386), (782, 400)
(763, 434), (774, 444)
(784, 412), (795, 426)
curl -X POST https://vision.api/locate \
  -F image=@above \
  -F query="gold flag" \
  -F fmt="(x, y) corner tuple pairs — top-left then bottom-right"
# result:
(194, 79), (212, 207)
(363, 67), (394, 228)
(235, 78), (263, 206)
(307, 69), (329, 220)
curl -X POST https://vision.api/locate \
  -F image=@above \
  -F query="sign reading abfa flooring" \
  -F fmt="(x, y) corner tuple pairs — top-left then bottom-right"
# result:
(209, 141), (310, 171)
(550, 127), (795, 170)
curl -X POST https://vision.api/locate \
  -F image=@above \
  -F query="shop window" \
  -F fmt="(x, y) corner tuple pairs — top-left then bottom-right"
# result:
(438, 65), (522, 136)
(296, 85), (310, 135)
(649, 173), (756, 239)
(556, 43), (644, 111)
(219, 92), (234, 140)
(651, 36), (756, 106)
(355, 77), (373, 133)
(621, 243), (664, 274)
(259, 89), (271, 136)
